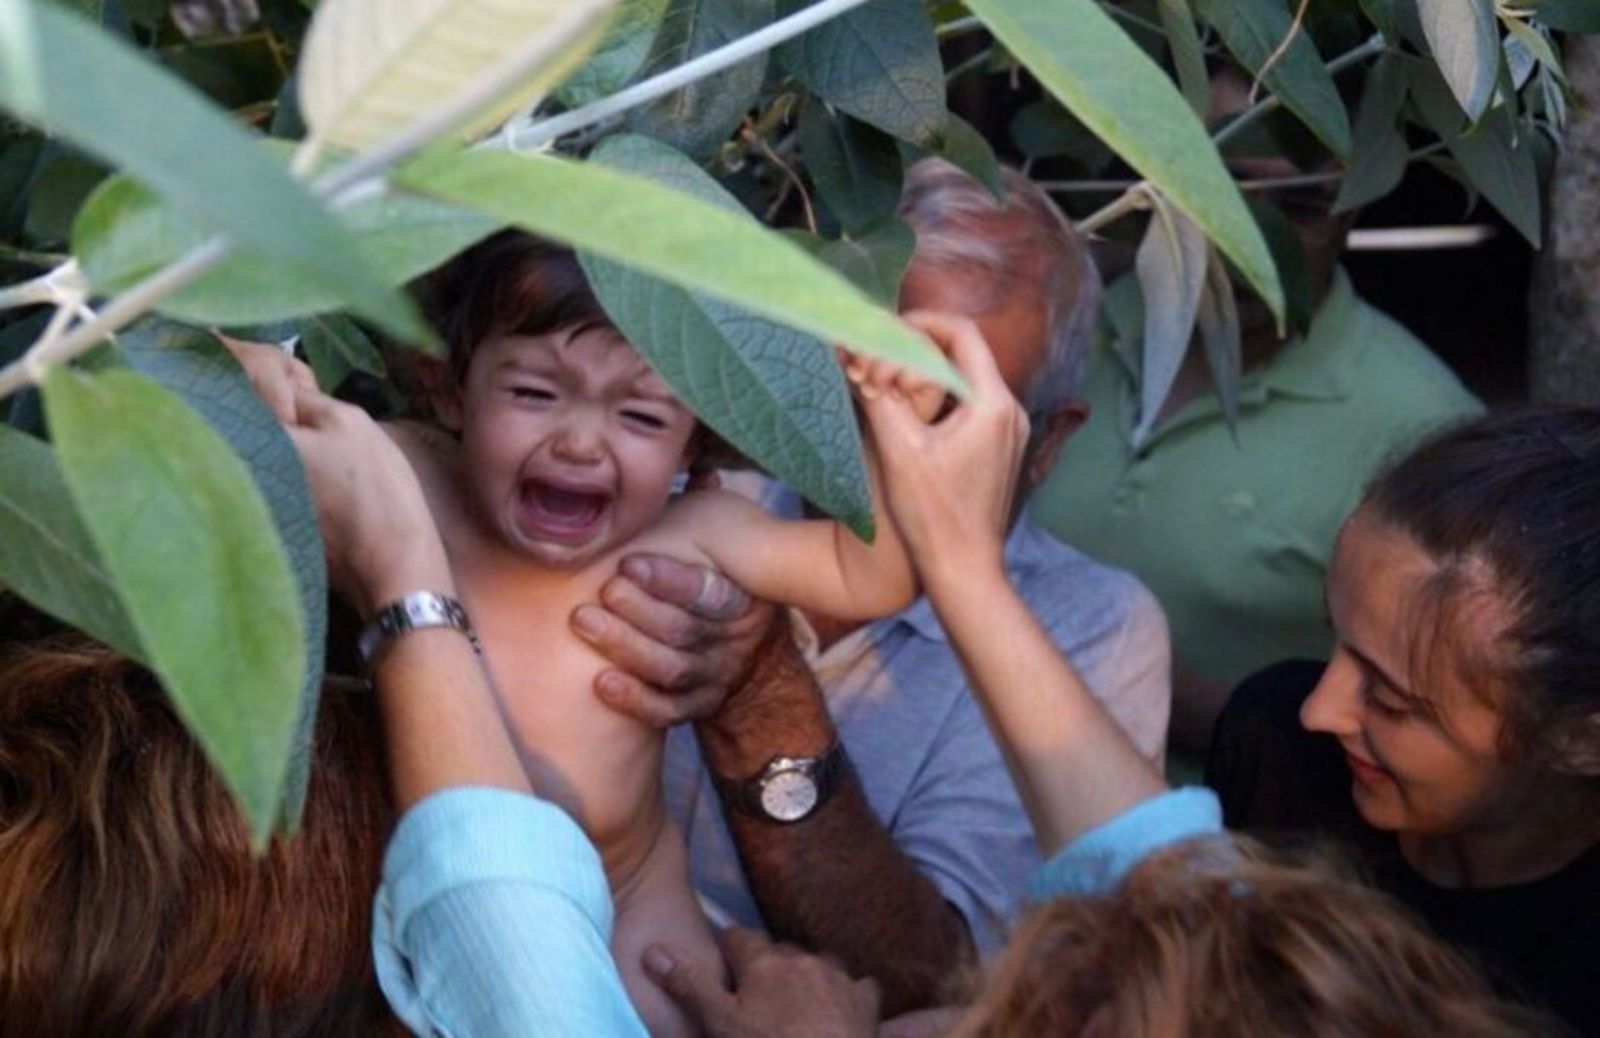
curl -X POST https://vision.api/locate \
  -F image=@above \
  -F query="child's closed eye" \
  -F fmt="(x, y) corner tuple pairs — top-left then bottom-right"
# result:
(509, 385), (556, 402)
(621, 409), (669, 430)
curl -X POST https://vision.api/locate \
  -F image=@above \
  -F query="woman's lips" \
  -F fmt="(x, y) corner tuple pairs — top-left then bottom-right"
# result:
(1345, 751), (1393, 786)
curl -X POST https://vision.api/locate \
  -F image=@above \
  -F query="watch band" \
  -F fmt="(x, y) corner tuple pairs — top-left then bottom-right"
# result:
(357, 591), (479, 670)
(712, 741), (847, 824)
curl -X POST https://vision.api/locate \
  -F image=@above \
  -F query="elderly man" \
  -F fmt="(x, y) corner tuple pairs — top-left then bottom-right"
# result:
(572, 159), (1169, 1012)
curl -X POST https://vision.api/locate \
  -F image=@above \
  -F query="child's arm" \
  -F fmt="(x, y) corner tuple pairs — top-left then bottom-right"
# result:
(675, 319), (957, 622)
(677, 460), (916, 623)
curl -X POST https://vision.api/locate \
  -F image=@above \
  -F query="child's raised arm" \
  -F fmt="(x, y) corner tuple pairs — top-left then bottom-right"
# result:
(671, 320), (959, 623)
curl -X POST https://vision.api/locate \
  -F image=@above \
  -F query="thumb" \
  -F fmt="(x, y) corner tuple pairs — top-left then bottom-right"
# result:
(644, 944), (734, 1034)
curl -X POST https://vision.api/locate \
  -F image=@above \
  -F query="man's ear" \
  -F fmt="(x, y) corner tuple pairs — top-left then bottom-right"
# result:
(1026, 401), (1090, 487)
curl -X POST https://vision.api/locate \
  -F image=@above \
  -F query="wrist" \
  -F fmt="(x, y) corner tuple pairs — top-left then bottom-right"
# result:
(916, 546), (1007, 600)
(698, 614), (837, 779)
(352, 537), (455, 619)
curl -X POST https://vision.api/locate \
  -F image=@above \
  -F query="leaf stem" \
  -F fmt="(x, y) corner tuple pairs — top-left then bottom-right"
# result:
(0, 0), (885, 401)
(0, 261), (88, 314)
(936, 16), (984, 39)
(1214, 33), (1386, 149)
(1076, 186), (1153, 235)
(1075, 33), (1387, 235)
(945, 47), (994, 83)
(506, 0), (877, 152)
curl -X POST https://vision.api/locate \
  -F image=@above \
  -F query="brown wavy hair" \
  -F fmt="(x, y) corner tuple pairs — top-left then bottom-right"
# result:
(952, 838), (1562, 1038)
(0, 620), (398, 1037)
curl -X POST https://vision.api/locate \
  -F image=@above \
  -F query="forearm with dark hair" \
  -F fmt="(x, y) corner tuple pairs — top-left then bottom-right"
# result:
(697, 631), (975, 1015)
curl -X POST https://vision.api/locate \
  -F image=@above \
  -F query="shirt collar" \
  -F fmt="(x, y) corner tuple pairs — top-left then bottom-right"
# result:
(1103, 266), (1366, 440)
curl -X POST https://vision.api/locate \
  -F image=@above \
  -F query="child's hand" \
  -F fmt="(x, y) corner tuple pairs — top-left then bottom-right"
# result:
(837, 341), (948, 423)
(217, 333), (317, 424)
(855, 311), (1029, 586)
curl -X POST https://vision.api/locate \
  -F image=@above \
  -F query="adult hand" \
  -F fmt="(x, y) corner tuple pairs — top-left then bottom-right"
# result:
(857, 310), (1031, 588)
(572, 552), (779, 728)
(279, 383), (450, 615)
(645, 928), (879, 1038)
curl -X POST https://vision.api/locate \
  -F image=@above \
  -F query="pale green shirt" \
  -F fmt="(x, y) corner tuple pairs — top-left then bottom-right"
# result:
(1030, 269), (1482, 689)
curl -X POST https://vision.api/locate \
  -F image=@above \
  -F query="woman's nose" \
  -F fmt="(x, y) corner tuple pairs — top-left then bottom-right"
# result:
(1300, 652), (1363, 738)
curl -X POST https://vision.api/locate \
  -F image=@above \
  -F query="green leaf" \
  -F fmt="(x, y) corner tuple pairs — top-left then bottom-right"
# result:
(0, 0), (429, 345)
(1156, 0), (1208, 116)
(555, 0), (671, 108)
(1335, 52), (1409, 213)
(576, 136), (873, 535)
(966, 0), (1285, 324)
(1408, 57), (1540, 246)
(798, 99), (904, 235)
(299, 312), (385, 392)
(396, 139), (960, 389)
(1360, 0), (1397, 41)
(297, 0), (616, 153)
(625, 0), (772, 158)
(1008, 101), (1113, 172)
(1501, 18), (1564, 85)
(1247, 197), (1314, 336)
(1535, 0), (1600, 32)
(922, 113), (1005, 200)
(117, 321), (328, 831)
(21, 150), (105, 244)
(776, 0), (946, 146)
(1417, 0), (1500, 123)
(1192, 0), (1353, 160)
(42, 365), (306, 845)
(0, 422), (146, 659)
(1195, 244), (1241, 430)
(814, 218), (917, 308)
(72, 167), (500, 328)
(1133, 194), (1208, 446)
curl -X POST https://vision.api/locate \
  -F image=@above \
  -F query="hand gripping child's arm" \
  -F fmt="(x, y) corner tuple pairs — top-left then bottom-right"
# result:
(674, 318), (960, 623)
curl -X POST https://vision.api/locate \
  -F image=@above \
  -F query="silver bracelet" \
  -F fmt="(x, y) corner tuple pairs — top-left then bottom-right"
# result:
(357, 591), (480, 670)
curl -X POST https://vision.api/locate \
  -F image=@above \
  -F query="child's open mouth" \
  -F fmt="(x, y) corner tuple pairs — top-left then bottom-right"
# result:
(517, 478), (612, 544)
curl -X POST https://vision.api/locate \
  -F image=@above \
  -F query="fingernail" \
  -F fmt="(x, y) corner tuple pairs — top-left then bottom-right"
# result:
(643, 946), (674, 978)
(572, 606), (606, 638)
(622, 557), (653, 583)
(859, 383), (881, 400)
(597, 671), (626, 698)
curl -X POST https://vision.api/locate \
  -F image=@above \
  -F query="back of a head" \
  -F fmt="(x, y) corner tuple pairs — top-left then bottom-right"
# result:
(1362, 407), (1600, 767)
(952, 839), (1560, 1038)
(0, 608), (398, 1037)
(898, 158), (1101, 415)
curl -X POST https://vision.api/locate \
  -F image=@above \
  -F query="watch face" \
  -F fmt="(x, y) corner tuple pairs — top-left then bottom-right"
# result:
(759, 767), (819, 822)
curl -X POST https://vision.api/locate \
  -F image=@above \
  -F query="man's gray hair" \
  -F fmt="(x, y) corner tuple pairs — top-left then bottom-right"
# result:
(897, 158), (1102, 419)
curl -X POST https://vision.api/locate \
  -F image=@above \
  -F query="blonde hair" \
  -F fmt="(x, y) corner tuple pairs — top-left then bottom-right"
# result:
(952, 838), (1558, 1038)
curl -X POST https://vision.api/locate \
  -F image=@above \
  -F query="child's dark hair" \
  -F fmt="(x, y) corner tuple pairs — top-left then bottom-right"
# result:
(418, 230), (616, 387)
(1362, 407), (1600, 768)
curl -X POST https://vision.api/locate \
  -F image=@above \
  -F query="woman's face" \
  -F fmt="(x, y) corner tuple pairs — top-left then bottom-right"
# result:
(1301, 509), (1529, 836)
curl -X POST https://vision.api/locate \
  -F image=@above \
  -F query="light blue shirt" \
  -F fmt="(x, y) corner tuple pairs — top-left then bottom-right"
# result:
(373, 788), (647, 1038)
(664, 514), (1171, 953)
(373, 786), (1222, 1035)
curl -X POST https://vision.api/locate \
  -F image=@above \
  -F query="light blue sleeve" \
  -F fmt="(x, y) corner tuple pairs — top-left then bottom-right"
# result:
(1029, 788), (1224, 901)
(372, 787), (648, 1038)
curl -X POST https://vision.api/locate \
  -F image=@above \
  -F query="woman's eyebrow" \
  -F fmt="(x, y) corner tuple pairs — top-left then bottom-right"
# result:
(1347, 643), (1414, 699)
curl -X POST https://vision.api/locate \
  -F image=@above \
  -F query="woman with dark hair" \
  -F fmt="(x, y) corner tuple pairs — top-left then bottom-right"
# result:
(1209, 408), (1600, 1035)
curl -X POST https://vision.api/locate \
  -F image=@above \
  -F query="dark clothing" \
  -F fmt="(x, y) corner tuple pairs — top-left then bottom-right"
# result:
(1208, 660), (1600, 1037)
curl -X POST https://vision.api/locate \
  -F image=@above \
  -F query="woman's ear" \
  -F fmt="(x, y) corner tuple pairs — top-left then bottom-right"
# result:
(1548, 713), (1600, 778)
